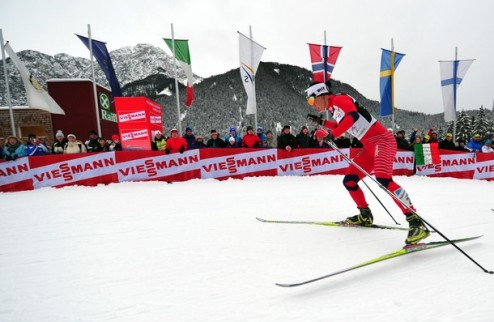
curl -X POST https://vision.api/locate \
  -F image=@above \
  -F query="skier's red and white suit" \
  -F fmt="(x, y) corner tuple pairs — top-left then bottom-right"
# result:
(323, 94), (414, 213)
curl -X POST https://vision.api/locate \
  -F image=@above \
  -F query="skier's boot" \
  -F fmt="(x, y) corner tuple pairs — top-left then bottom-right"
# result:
(405, 213), (431, 245)
(346, 207), (373, 225)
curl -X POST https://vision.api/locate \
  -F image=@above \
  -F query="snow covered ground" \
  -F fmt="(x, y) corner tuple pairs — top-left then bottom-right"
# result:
(1, 175), (493, 322)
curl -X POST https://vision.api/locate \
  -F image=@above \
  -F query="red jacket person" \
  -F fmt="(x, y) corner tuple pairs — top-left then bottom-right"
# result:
(305, 81), (430, 245)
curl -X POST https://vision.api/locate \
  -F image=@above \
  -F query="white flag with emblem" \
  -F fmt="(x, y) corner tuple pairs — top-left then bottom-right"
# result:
(439, 59), (474, 122)
(4, 42), (65, 115)
(238, 32), (265, 115)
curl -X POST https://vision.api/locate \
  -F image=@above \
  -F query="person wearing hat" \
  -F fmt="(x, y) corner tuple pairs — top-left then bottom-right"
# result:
(226, 136), (238, 148)
(25, 133), (50, 156)
(481, 139), (493, 153)
(3, 136), (27, 161)
(241, 126), (263, 148)
(183, 127), (196, 148)
(296, 126), (311, 148)
(165, 128), (187, 154)
(109, 135), (122, 151)
(277, 125), (296, 152)
(395, 130), (410, 150)
(225, 127), (241, 146)
(456, 139), (471, 152)
(206, 130), (226, 148)
(468, 134), (483, 153)
(422, 134), (431, 143)
(52, 130), (68, 154)
(305, 81), (429, 245)
(152, 130), (167, 151)
(64, 134), (87, 154)
(85, 130), (101, 152)
(263, 130), (277, 148)
(438, 133), (456, 151)
(256, 126), (267, 142)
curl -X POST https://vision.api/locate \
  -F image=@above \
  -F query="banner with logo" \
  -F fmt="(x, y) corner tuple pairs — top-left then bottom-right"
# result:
(1, 149), (493, 193)
(114, 97), (163, 150)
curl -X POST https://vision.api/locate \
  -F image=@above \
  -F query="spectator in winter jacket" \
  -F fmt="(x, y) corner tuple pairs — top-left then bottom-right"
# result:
(438, 133), (456, 150)
(3, 136), (27, 160)
(85, 130), (101, 152)
(241, 126), (263, 148)
(395, 130), (410, 150)
(98, 138), (110, 152)
(482, 139), (493, 153)
(152, 130), (167, 151)
(52, 130), (68, 154)
(409, 128), (420, 145)
(64, 134), (87, 154)
(165, 128), (187, 154)
(226, 136), (239, 148)
(183, 127), (196, 148)
(206, 130), (226, 148)
(192, 136), (207, 149)
(277, 125), (296, 152)
(295, 126), (311, 148)
(109, 135), (122, 151)
(468, 134), (483, 153)
(263, 130), (277, 148)
(410, 135), (422, 151)
(25, 134), (50, 156)
(225, 127), (241, 146)
(456, 139), (471, 152)
(257, 126), (267, 142)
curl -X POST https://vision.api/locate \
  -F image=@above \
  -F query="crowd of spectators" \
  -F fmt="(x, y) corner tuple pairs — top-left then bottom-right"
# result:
(2, 125), (493, 162)
(396, 128), (493, 153)
(1, 130), (122, 161)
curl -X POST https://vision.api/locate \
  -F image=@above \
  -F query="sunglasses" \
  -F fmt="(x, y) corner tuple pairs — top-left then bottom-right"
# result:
(306, 95), (315, 106)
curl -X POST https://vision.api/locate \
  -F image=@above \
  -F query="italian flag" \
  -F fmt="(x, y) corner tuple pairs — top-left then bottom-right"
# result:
(414, 143), (441, 165)
(163, 38), (195, 107)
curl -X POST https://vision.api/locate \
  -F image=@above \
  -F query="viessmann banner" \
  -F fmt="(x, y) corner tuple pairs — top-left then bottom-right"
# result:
(1, 149), (493, 192)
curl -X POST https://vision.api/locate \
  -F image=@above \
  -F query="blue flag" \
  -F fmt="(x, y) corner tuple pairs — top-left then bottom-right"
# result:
(76, 34), (122, 97)
(379, 49), (405, 117)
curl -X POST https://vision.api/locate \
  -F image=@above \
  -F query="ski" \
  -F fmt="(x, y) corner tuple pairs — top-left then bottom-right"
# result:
(256, 217), (409, 231)
(275, 235), (482, 287)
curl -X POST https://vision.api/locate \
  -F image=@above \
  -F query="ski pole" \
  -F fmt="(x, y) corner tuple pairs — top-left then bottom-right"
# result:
(351, 148), (399, 225)
(328, 140), (493, 274)
(361, 179), (400, 225)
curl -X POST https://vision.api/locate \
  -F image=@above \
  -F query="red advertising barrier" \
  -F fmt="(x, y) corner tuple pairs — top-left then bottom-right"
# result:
(114, 97), (163, 150)
(1, 149), (493, 193)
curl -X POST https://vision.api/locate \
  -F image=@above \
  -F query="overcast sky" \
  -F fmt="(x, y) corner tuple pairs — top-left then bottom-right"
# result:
(2, 0), (493, 115)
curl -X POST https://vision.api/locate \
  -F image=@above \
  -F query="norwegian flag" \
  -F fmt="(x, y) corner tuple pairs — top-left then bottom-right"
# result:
(308, 43), (342, 82)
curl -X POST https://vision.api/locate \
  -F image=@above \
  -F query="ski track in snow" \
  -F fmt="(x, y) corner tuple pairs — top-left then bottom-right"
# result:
(1, 175), (493, 322)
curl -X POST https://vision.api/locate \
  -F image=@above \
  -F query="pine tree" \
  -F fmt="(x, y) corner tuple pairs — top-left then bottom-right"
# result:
(472, 106), (494, 139)
(455, 110), (472, 141)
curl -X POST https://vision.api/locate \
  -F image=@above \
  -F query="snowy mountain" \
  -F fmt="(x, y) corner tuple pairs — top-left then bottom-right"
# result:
(0, 43), (196, 105)
(1, 44), (492, 138)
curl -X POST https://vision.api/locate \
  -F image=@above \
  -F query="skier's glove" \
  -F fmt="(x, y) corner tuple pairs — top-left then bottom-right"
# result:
(307, 114), (324, 125)
(179, 146), (185, 154)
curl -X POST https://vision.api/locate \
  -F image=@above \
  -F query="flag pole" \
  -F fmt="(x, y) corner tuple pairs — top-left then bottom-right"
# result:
(0, 29), (16, 137)
(88, 24), (102, 137)
(453, 46), (458, 141)
(171, 23), (182, 135)
(391, 38), (396, 133)
(249, 25), (258, 131)
(323, 30), (330, 120)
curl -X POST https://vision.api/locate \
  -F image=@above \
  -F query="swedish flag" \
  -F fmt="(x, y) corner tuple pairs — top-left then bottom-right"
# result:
(379, 49), (405, 117)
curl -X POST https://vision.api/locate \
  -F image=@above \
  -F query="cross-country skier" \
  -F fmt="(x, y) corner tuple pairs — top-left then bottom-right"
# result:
(305, 81), (430, 244)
